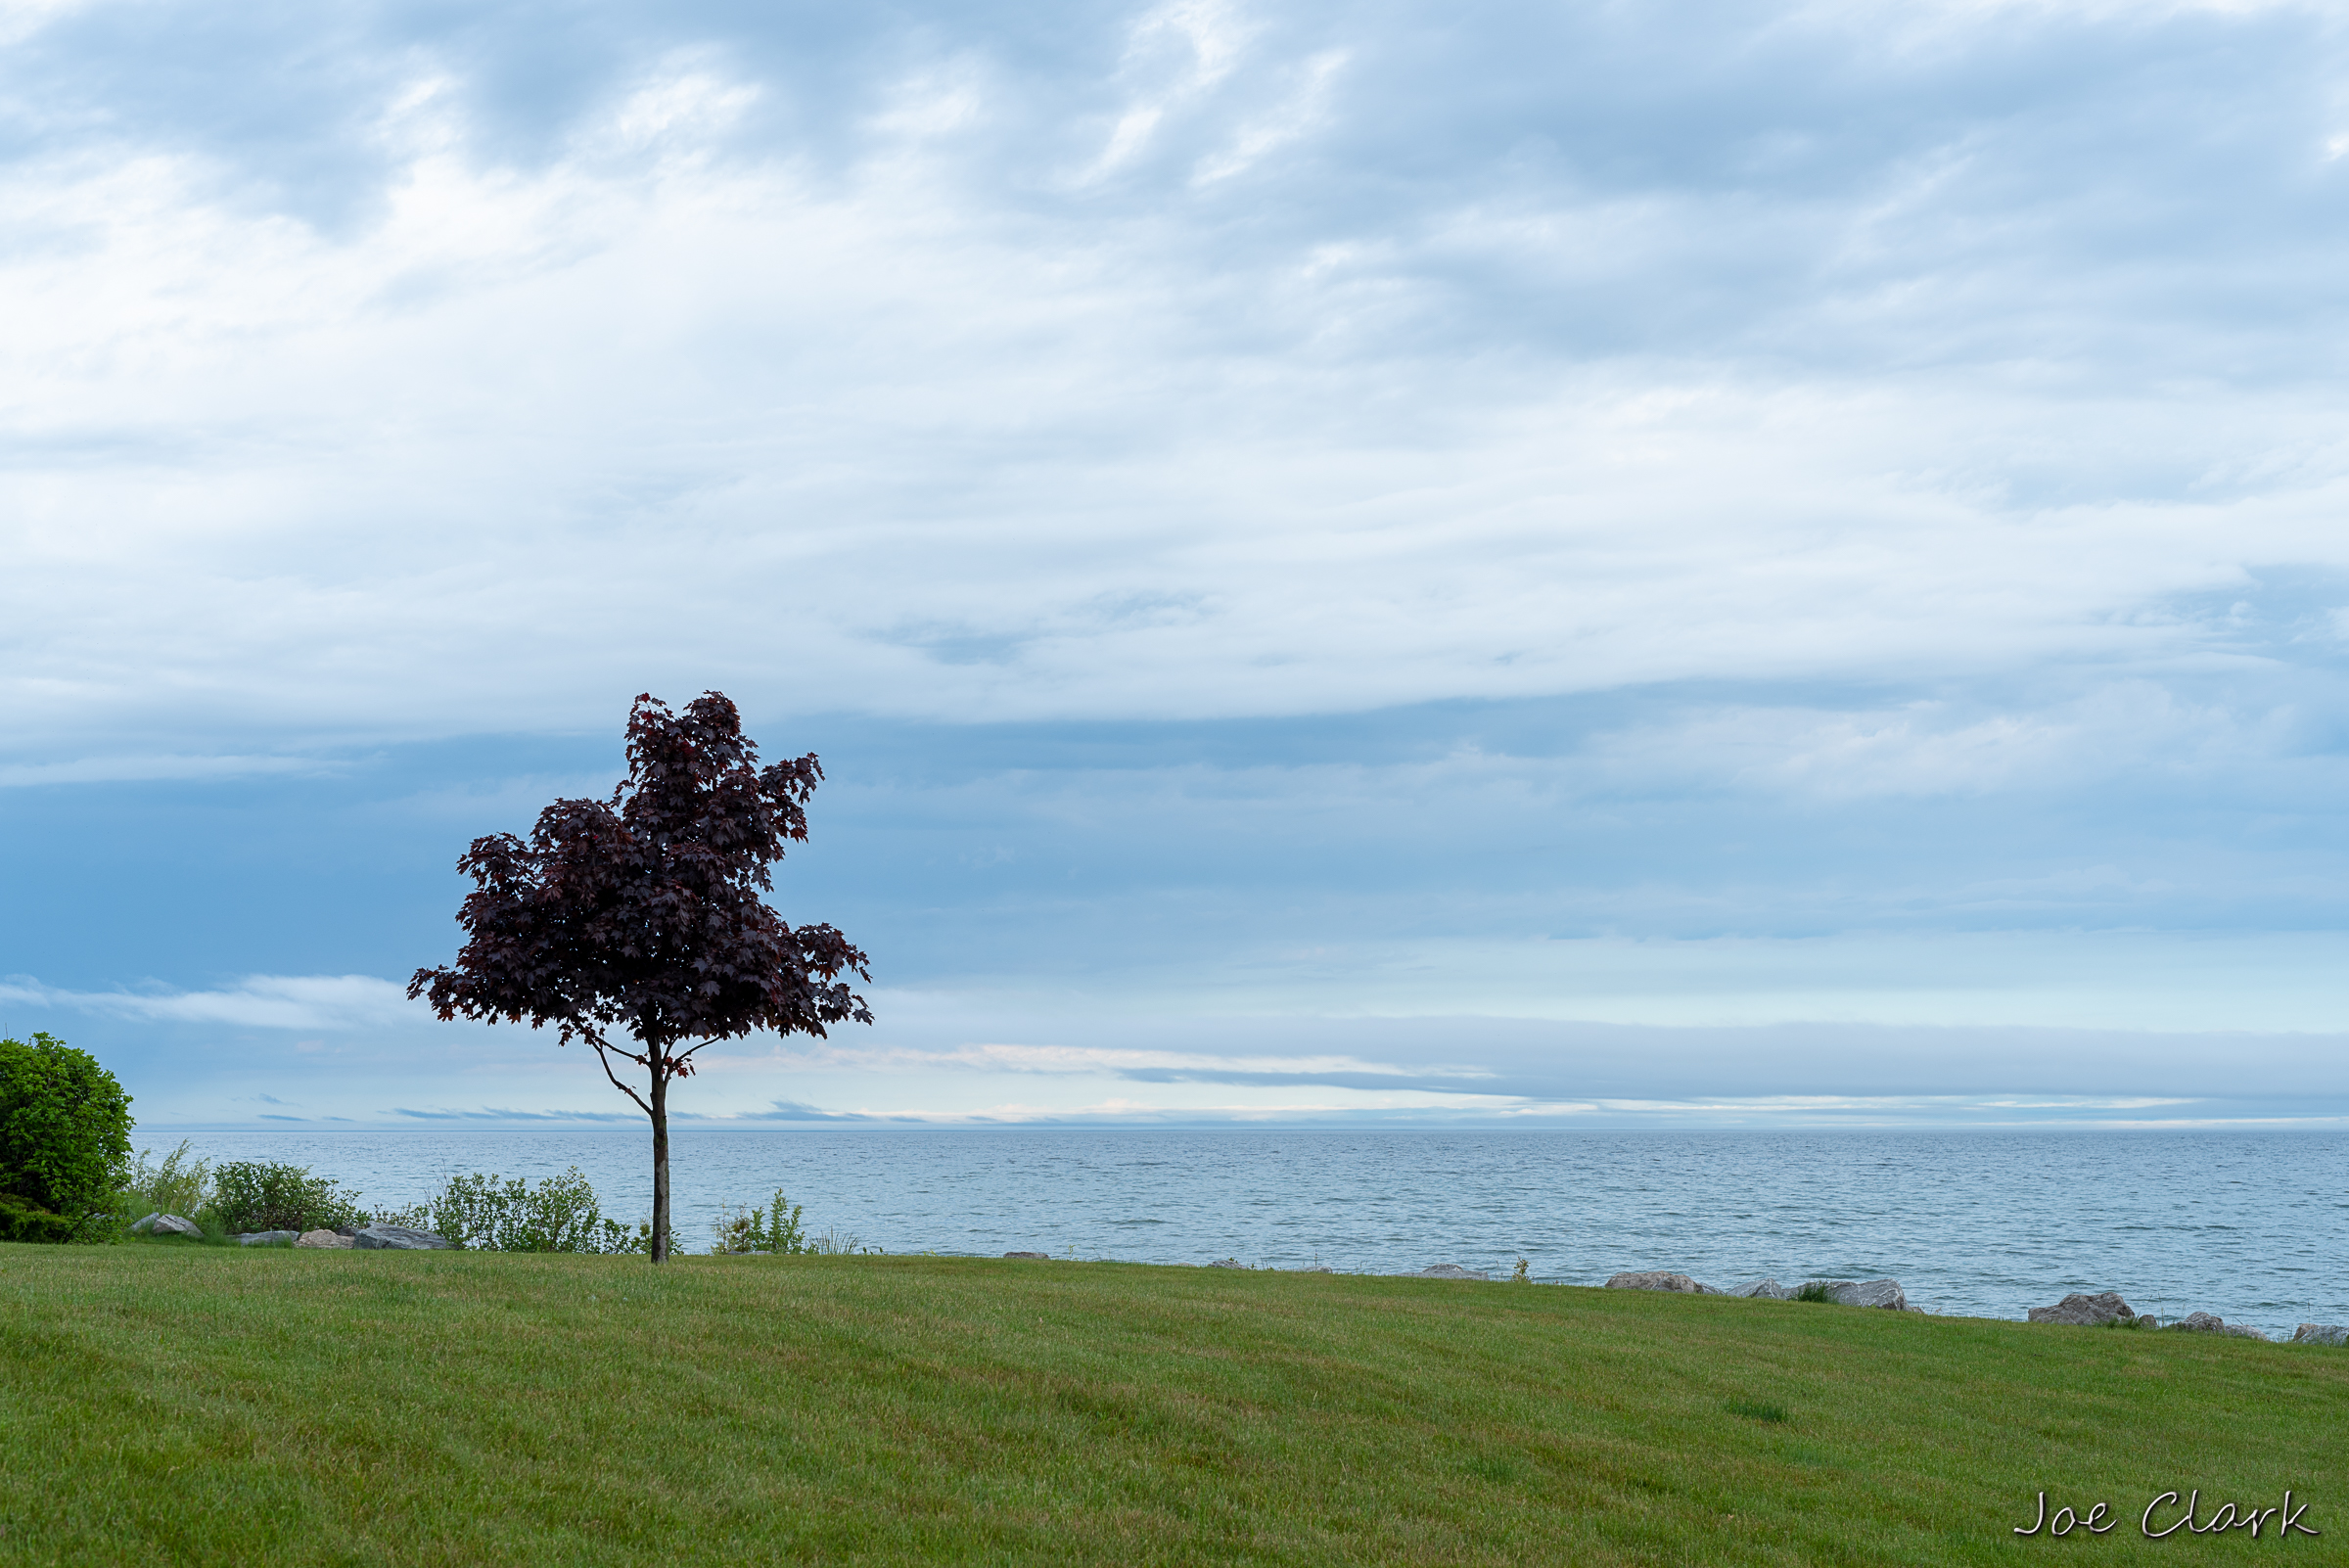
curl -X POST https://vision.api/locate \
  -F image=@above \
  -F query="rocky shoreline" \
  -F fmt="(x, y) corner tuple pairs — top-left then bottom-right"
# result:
(129, 1213), (453, 1251)
(126, 1213), (2344, 1343)
(1163, 1253), (2349, 1343)
(1552, 1265), (2338, 1343)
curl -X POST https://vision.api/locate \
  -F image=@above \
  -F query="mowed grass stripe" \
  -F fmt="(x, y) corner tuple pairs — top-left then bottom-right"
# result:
(1, 1246), (2340, 1564)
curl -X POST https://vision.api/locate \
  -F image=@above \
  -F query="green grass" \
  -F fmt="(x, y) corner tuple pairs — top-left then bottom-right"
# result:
(2, 1244), (2343, 1565)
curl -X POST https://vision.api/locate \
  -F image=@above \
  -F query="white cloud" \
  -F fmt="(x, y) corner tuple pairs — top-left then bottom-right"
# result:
(897, 929), (2349, 1032)
(0, 753), (334, 787)
(0, 1), (2343, 763)
(0, 974), (420, 1031)
(1191, 47), (1345, 184)
(1580, 680), (2287, 800)
(29, 964), (2349, 1124)
(0, 0), (91, 46)
(6, 1), (2349, 1125)
(697, 1038), (1493, 1079)
(1082, 0), (1255, 179)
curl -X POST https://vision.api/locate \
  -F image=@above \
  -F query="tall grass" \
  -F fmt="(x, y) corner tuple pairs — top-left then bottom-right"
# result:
(112, 1139), (213, 1224)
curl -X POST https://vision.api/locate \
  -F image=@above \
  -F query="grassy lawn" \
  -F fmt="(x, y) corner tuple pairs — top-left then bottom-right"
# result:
(2, 1243), (2342, 1565)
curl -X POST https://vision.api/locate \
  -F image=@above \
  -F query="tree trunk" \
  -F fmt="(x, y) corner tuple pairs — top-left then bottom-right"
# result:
(650, 1067), (671, 1264)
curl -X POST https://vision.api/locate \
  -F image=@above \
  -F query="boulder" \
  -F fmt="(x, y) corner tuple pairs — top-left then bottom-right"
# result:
(1804, 1279), (1913, 1312)
(129, 1212), (161, 1234)
(2029, 1291), (2137, 1326)
(152, 1215), (203, 1238)
(1002, 1251), (1050, 1260)
(2292, 1324), (2348, 1346)
(1205, 1258), (1245, 1269)
(1605, 1270), (1716, 1294)
(296, 1229), (354, 1249)
(236, 1230), (299, 1246)
(2166, 1311), (2263, 1339)
(1416, 1264), (1489, 1280)
(353, 1224), (451, 1251)
(1729, 1278), (1791, 1300)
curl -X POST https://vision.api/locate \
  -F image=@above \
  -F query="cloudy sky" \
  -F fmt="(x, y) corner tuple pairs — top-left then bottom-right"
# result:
(5, 0), (2349, 1129)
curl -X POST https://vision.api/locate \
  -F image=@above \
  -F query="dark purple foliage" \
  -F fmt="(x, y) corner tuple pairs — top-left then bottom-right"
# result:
(409, 691), (871, 1260)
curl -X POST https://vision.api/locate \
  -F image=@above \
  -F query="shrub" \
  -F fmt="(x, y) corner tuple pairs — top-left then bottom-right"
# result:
(599, 1219), (655, 1255)
(711, 1189), (807, 1255)
(115, 1140), (213, 1224)
(0, 1192), (81, 1244)
(1793, 1282), (1841, 1304)
(208, 1162), (369, 1235)
(0, 1033), (134, 1243)
(427, 1167), (644, 1253)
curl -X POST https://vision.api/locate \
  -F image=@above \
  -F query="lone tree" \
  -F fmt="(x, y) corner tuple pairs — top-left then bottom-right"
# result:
(410, 692), (871, 1262)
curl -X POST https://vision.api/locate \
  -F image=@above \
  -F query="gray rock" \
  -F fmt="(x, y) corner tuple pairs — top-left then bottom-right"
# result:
(2292, 1324), (2348, 1346)
(1416, 1264), (1489, 1280)
(296, 1229), (354, 1249)
(1605, 1270), (1716, 1294)
(1002, 1251), (1050, 1260)
(2029, 1291), (2137, 1326)
(1803, 1278), (1913, 1312)
(236, 1230), (299, 1246)
(353, 1224), (451, 1251)
(133, 1212), (202, 1238)
(1729, 1278), (1791, 1300)
(2166, 1311), (2262, 1338)
(1856, 1280), (1918, 1313)
(1205, 1257), (1246, 1268)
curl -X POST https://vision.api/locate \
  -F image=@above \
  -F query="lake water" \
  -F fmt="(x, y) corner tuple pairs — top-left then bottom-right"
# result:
(158, 1127), (2348, 1337)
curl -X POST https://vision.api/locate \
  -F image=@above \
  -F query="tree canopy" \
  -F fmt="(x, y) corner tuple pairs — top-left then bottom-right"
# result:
(0, 1032), (134, 1243)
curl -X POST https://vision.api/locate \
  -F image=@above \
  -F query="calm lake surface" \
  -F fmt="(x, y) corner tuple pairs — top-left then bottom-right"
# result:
(162, 1128), (2348, 1336)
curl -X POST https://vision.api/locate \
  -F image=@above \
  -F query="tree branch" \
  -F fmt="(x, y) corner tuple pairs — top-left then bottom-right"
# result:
(589, 1038), (653, 1117)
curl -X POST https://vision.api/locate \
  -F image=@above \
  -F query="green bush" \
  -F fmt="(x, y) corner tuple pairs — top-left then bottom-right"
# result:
(207, 1162), (369, 1235)
(0, 1192), (81, 1244)
(0, 1033), (134, 1243)
(711, 1189), (807, 1255)
(599, 1219), (655, 1255)
(427, 1167), (644, 1253)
